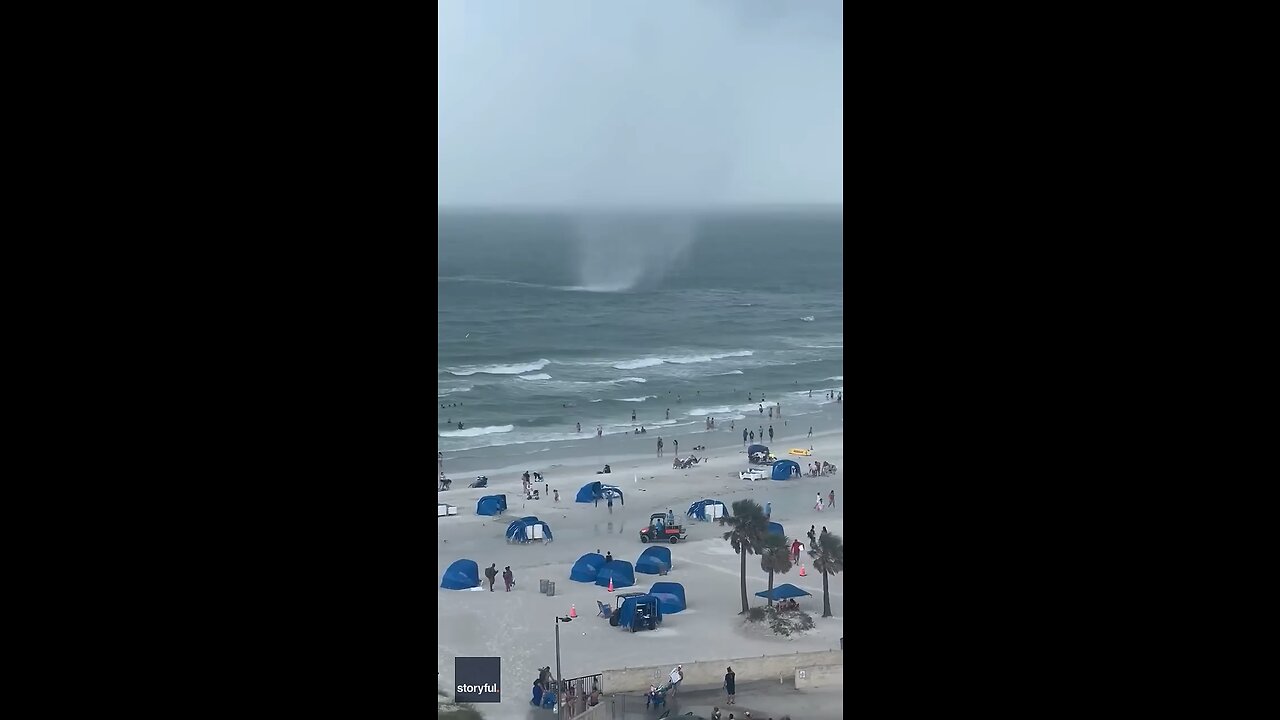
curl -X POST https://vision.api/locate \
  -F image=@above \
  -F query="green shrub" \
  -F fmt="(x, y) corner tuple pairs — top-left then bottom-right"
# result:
(767, 608), (815, 637)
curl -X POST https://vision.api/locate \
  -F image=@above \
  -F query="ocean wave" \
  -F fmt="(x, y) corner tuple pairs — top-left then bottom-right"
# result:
(590, 398), (604, 403)
(438, 386), (472, 396)
(801, 316), (815, 322)
(614, 396), (657, 402)
(712, 370), (744, 376)
(612, 350), (753, 370)
(613, 358), (666, 370)
(615, 377), (647, 383)
(517, 373), (553, 381)
(438, 424), (514, 438)
(825, 376), (843, 381)
(447, 359), (551, 376)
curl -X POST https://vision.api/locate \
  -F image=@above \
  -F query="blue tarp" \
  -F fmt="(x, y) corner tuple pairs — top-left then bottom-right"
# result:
(570, 552), (606, 582)
(617, 594), (664, 631)
(575, 482), (625, 504)
(754, 583), (812, 600)
(506, 518), (553, 543)
(686, 499), (728, 521)
(595, 560), (636, 589)
(476, 494), (508, 515)
(768, 521), (785, 537)
(649, 581), (686, 613)
(441, 559), (481, 590)
(771, 460), (801, 480)
(635, 546), (672, 574)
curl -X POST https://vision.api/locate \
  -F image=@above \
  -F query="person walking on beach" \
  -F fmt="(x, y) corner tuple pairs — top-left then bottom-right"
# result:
(485, 563), (498, 591)
(576, 422), (581, 433)
(724, 666), (736, 704)
(791, 538), (802, 563)
(829, 490), (835, 508)
(808, 525), (817, 545)
(807, 426), (813, 438)
(503, 566), (514, 592)
(666, 408), (670, 419)
(758, 404), (763, 415)
(553, 489), (560, 501)
(597, 426), (602, 437)
(815, 493), (824, 511)
(657, 437), (664, 457)
(749, 431), (754, 443)
(768, 425), (774, 442)
(742, 428), (748, 445)
(758, 426), (764, 442)
(607, 495), (614, 514)
(632, 410), (637, 422)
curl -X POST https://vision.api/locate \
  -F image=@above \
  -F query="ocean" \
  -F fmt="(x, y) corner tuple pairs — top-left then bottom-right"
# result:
(438, 208), (844, 458)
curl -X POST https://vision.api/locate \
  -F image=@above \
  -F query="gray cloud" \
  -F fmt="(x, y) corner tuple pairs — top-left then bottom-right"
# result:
(438, 0), (843, 207)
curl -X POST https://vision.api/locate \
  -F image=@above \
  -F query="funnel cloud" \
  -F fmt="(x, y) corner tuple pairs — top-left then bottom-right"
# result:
(438, 0), (844, 208)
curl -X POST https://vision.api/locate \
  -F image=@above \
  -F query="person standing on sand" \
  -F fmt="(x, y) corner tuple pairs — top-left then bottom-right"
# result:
(742, 428), (748, 445)
(749, 431), (754, 443)
(632, 410), (637, 422)
(657, 437), (664, 457)
(607, 495), (614, 514)
(503, 566), (514, 591)
(576, 422), (581, 433)
(807, 426), (813, 438)
(554, 489), (560, 501)
(815, 493), (824, 511)
(597, 426), (602, 437)
(808, 525), (817, 545)
(829, 490), (835, 508)
(485, 563), (498, 591)
(666, 408), (670, 419)
(768, 406), (772, 418)
(768, 425), (774, 442)
(724, 666), (736, 704)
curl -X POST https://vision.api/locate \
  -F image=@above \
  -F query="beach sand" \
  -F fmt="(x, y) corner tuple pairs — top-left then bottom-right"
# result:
(437, 405), (844, 719)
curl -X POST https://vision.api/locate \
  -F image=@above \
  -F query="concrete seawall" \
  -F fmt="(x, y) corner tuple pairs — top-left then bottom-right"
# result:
(601, 649), (842, 693)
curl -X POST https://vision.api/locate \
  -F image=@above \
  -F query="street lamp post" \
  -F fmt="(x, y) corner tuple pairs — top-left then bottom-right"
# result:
(555, 615), (572, 720)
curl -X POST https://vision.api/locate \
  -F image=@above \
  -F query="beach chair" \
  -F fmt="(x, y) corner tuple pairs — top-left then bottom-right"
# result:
(596, 601), (613, 619)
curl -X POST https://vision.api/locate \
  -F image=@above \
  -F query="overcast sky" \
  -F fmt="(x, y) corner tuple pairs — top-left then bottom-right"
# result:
(438, 0), (843, 208)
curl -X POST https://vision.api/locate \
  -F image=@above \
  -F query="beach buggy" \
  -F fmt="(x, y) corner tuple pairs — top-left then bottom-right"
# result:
(639, 513), (687, 544)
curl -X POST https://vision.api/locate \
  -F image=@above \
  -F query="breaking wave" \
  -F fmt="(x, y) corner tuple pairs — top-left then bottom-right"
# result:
(438, 424), (514, 438)
(612, 350), (753, 370)
(517, 373), (553, 381)
(447, 359), (551, 376)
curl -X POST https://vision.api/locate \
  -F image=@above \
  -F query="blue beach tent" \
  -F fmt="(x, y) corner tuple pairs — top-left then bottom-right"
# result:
(570, 553), (606, 582)
(635, 546), (672, 575)
(595, 560), (636, 589)
(771, 460), (801, 480)
(441, 559), (481, 590)
(576, 482), (625, 504)
(476, 494), (508, 516)
(686, 499), (728, 521)
(767, 521), (785, 537)
(649, 581), (687, 613)
(616, 594), (664, 631)
(506, 517), (553, 543)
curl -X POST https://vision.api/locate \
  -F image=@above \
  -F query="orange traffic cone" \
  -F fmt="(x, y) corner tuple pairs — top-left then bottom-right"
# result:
(799, 564), (807, 577)
(608, 578), (615, 592)
(569, 604), (577, 618)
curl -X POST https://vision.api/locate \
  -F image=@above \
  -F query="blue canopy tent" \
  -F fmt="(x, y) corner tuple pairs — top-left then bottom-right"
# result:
(635, 546), (672, 574)
(441, 559), (481, 590)
(476, 494), (508, 516)
(649, 581), (687, 613)
(771, 460), (801, 480)
(616, 594), (664, 631)
(570, 552), (606, 582)
(754, 583), (812, 601)
(767, 521), (785, 537)
(506, 517), (553, 543)
(575, 482), (626, 504)
(595, 560), (636, 589)
(686, 499), (728, 521)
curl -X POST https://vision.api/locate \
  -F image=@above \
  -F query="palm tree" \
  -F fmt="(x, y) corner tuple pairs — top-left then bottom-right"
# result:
(812, 530), (844, 618)
(722, 499), (769, 614)
(758, 533), (794, 606)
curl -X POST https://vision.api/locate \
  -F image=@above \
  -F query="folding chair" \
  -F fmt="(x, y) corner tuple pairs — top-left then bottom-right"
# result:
(596, 601), (613, 619)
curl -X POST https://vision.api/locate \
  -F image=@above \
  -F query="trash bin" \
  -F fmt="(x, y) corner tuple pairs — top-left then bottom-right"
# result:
(540, 579), (549, 593)
(547, 581), (556, 596)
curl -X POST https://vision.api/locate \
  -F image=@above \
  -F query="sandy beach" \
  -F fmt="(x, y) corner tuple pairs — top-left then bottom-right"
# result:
(437, 403), (844, 719)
